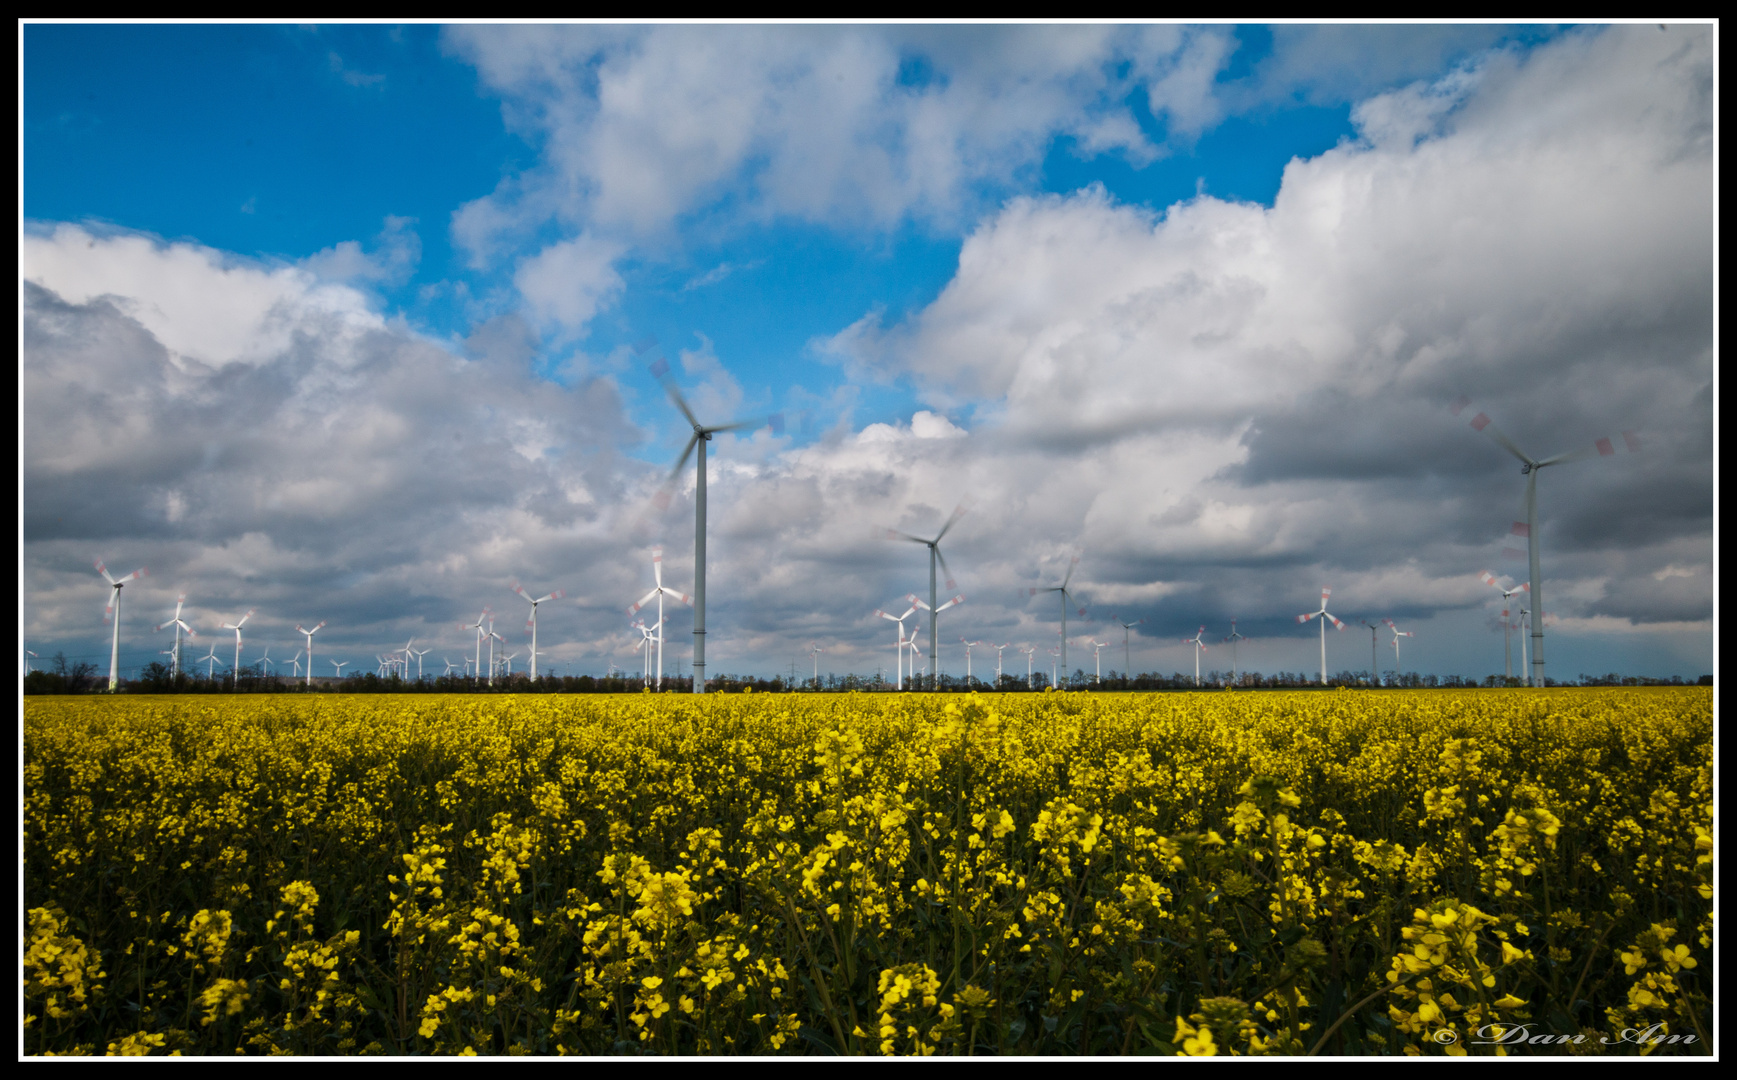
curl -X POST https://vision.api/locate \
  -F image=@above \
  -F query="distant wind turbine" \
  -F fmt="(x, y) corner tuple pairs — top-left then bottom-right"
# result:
(1223, 620), (1247, 685)
(1359, 620), (1383, 686)
(1296, 588), (1345, 685)
(873, 604), (917, 690)
(1112, 615), (1144, 685)
(295, 621), (327, 688)
(959, 637), (980, 685)
(883, 501), (969, 690)
(155, 593), (197, 679)
(1028, 556), (1085, 688)
(1384, 619), (1414, 672)
(1182, 626), (1209, 687)
(906, 591), (963, 685)
(95, 559), (148, 691)
(645, 347), (782, 694)
(202, 642), (222, 680)
(1453, 398), (1639, 686)
(511, 581), (566, 683)
(1088, 639), (1109, 684)
(1479, 571), (1530, 682)
(220, 608), (257, 683)
(625, 547), (691, 691)
(329, 658), (348, 679)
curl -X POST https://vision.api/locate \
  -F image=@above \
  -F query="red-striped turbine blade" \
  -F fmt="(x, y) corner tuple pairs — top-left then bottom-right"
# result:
(1470, 413), (1492, 431)
(1596, 437), (1614, 456)
(1510, 522), (1530, 537)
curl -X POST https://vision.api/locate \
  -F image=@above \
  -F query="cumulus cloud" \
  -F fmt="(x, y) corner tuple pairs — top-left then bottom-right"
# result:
(441, 24), (1235, 252)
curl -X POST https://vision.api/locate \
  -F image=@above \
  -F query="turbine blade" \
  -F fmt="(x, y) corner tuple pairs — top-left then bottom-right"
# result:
(1470, 413), (1533, 465)
(1062, 555), (1079, 590)
(661, 377), (701, 430)
(537, 591), (564, 604)
(935, 547), (957, 591)
(934, 501), (968, 543)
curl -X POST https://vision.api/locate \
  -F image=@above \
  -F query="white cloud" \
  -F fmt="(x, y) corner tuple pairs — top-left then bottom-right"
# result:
(512, 232), (626, 336)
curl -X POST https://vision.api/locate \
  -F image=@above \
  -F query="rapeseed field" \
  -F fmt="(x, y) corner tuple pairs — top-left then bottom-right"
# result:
(24, 688), (1711, 1056)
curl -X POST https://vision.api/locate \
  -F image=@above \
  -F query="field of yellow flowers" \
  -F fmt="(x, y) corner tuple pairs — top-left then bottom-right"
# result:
(24, 688), (1711, 1056)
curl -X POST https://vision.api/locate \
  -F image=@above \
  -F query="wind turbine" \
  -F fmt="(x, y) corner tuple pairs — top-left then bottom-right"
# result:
(906, 591), (964, 686)
(809, 643), (824, 689)
(24, 649), (38, 677)
(1028, 556), (1085, 688)
(1019, 645), (1037, 690)
(1479, 571), (1530, 682)
(1048, 646), (1061, 689)
(1359, 620), (1383, 686)
(220, 608), (257, 684)
(1296, 588), (1345, 685)
(1112, 615), (1144, 686)
(1384, 619), (1414, 673)
(501, 651), (518, 678)
(873, 604), (918, 691)
(254, 646), (273, 677)
(645, 350), (782, 694)
(458, 609), (491, 684)
(1182, 626), (1209, 687)
(329, 658), (348, 679)
(509, 581), (566, 683)
(1088, 639), (1109, 685)
(200, 641), (221, 680)
(443, 657), (461, 676)
(884, 502), (969, 690)
(485, 622), (504, 686)
(294, 622), (327, 688)
(992, 643), (1009, 689)
(154, 593), (197, 679)
(959, 638), (980, 686)
(1223, 620), (1247, 685)
(1453, 399), (1640, 687)
(95, 559), (148, 691)
(289, 649), (304, 679)
(626, 547), (692, 691)
(411, 647), (431, 680)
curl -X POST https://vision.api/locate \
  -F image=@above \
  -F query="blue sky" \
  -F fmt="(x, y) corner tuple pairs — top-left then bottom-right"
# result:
(22, 23), (1713, 682)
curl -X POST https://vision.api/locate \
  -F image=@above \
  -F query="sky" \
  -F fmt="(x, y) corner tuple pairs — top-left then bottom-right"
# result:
(20, 22), (1716, 685)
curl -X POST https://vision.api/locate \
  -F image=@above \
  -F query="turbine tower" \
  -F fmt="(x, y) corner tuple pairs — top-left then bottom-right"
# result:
(329, 658), (348, 679)
(1359, 620), (1383, 686)
(219, 608), (257, 684)
(1019, 645), (1037, 690)
(992, 643), (1010, 689)
(626, 547), (692, 691)
(155, 593), (197, 679)
(1479, 571), (1530, 682)
(294, 621), (327, 688)
(906, 591), (964, 686)
(202, 642), (222, 680)
(1384, 619), (1414, 673)
(1454, 399), (1639, 686)
(646, 351), (782, 694)
(1223, 620), (1247, 685)
(884, 502), (968, 691)
(959, 638), (980, 685)
(1029, 556), (1085, 688)
(1182, 626), (1208, 687)
(458, 609), (491, 684)
(873, 604), (917, 690)
(1088, 639), (1108, 684)
(1113, 615), (1144, 686)
(810, 643), (824, 689)
(511, 581), (566, 683)
(95, 560), (148, 691)
(1296, 588), (1345, 685)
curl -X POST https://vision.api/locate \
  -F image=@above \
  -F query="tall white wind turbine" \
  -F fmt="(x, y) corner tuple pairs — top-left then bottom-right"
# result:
(645, 350), (782, 695)
(254, 646), (272, 676)
(992, 643), (1009, 689)
(329, 659), (348, 679)
(458, 609), (491, 683)
(202, 642), (222, 680)
(626, 546), (692, 690)
(1048, 646), (1061, 688)
(289, 649), (304, 679)
(220, 608), (257, 683)
(95, 559), (148, 691)
(906, 591), (964, 685)
(510, 581), (566, 683)
(1020, 645), (1037, 690)
(155, 593), (197, 679)
(295, 621), (327, 688)
(808, 643), (825, 689)
(959, 638), (980, 685)
(1479, 571), (1530, 682)
(1296, 588), (1345, 685)
(873, 604), (917, 690)
(1182, 626), (1209, 687)
(1384, 619), (1414, 672)
(1453, 399), (1640, 687)
(411, 648), (430, 680)
(884, 502), (969, 691)
(1089, 639), (1108, 685)
(1029, 556), (1085, 688)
